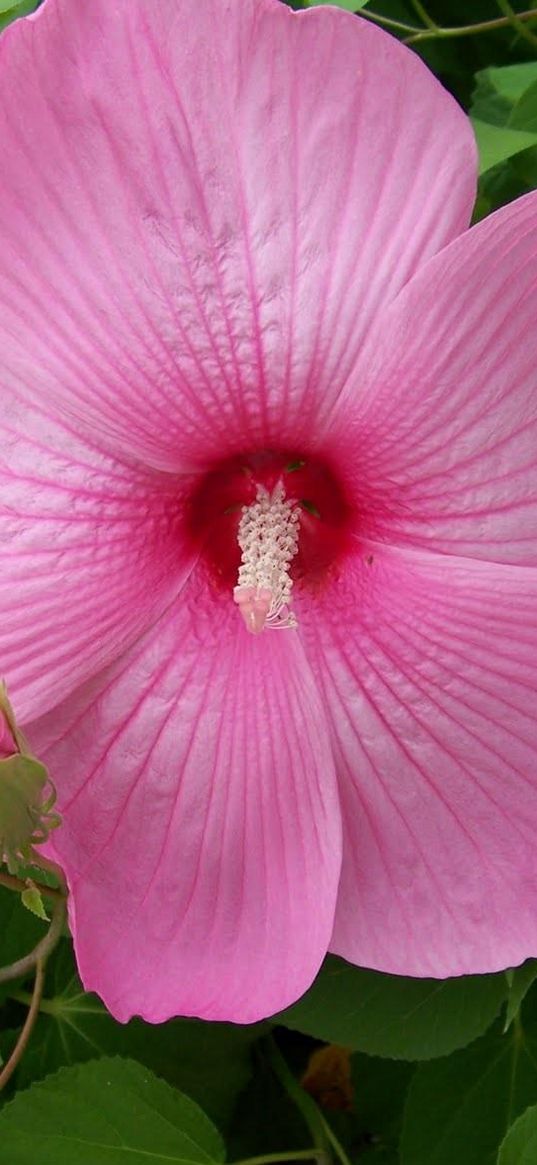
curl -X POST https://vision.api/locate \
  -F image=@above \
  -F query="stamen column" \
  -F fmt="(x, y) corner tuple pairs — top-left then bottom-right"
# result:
(233, 482), (300, 634)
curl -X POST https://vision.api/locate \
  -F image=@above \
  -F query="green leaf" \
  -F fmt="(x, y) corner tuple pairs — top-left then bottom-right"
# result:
(471, 118), (537, 176)
(504, 963), (537, 1032)
(20, 885), (48, 921)
(0, 0), (38, 13)
(0, 0), (39, 29)
(470, 62), (537, 209)
(400, 1022), (537, 1165)
(306, 0), (370, 9)
(510, 79), (537, 135)
(0, 1057), (225, 1164)
(12, 939), (261, 1132)
(498, 1104), (537, 1165)
(490, 64), (537, 105)
(351, 1053), (414, 1163)
(471, 64), (537, 127)
(512, 144), (537, 189)
(278, 956), (506, 1060)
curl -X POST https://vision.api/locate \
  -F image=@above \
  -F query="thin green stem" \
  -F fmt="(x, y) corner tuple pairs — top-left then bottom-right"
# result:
(231, 1153), (326, 1165)
(352, 10), (420, 34)
(264, 1036), (327, 1153)
(359, 5), (537, 45)
(0, 869), (63, 901)
(8, 988), (60, 1015)
(0, 959), (44, 1091)
(496, 0), (537, 47)
(263, 1037), (351, 1165)
(316, 1115), (352, 1165)
(401, 8), (537, 44)
(0, 893), (65, 985)
(410, 0), (437, 29)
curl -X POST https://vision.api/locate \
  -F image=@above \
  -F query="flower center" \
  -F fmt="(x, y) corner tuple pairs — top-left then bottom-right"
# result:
(186, 450), (354, 632)
(234, 481), (300, 634)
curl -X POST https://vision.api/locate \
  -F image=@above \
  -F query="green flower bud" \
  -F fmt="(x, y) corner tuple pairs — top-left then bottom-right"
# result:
(0, 754), (61, 875)
(0, 684), (61, 875)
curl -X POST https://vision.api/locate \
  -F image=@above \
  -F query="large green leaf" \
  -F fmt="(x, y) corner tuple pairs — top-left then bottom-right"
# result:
(350, 1053), (414, 1164)
(471, 118), (537, 176)
(510, 79), (537, 135)
(0, 0), (39, 29)
(278, 956), (506, 1060)
(0, 1057), (225, 1164)
(470, 61), (537, 211)
(400, 1023), (537, 1165)
(498, 1104), (537, 1165)
(471, 64), (537, 127)
(470, 63), (537, 176)
(504, 963), (537, 1032)
(511, 144), (537, 189)
(11, 940), (260, 1131)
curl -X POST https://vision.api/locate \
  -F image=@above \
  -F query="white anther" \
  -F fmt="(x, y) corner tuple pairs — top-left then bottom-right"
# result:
(233, 482), (300, 634)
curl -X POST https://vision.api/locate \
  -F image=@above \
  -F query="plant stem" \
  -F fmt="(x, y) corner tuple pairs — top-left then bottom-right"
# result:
(359, 6), (537, 45)
(405, 9), (537, 44)
(0, 959), (44, 1090)
(352, 10), (420, 34)
(410, 0), (437, 29)
(0, 892), (65, 985)
(316, 1115), (353, 1165)
(265, 1036), (328, 1153)
(496, 0), (537, 47)
(264, 1037), (352, 1165)
(0, 869), (63, 901)
(8, 988), (59, 1015)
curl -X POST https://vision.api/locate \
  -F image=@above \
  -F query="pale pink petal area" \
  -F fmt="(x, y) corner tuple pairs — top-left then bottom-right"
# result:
(299, 545), (537, 977)
(27, 570), (341, 1022)
(0, 0), (475, 469)
(328, 192), (537, 565)
(0, 395), (192, 724)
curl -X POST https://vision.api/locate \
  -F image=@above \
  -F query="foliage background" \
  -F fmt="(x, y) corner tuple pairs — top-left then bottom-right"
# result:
(1, 1), (537, 1162)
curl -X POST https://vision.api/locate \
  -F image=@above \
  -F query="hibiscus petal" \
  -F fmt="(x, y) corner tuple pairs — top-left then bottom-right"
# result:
(0, 0), (475, 469)
(0, 397), (192, 722)
(28, 569), (341, 1022)
(330, 191), (537, 564)
(300, 546), (537, 977)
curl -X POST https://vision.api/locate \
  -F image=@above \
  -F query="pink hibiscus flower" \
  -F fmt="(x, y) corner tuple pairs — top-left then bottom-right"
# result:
(1, 0), (537, 1025)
